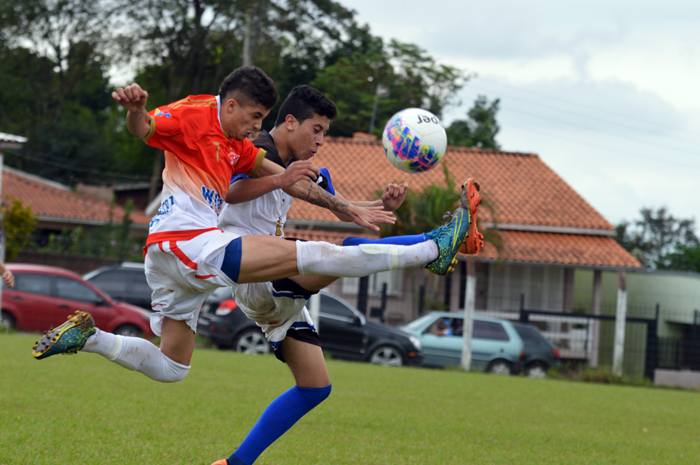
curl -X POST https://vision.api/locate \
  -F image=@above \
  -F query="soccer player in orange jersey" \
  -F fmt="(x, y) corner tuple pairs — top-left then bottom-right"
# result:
(31, 68), (472, 450)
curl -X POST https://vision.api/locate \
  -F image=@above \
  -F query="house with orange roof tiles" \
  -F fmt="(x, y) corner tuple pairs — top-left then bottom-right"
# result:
(283, 135), (642, 368)
(1, 166), (150, 272)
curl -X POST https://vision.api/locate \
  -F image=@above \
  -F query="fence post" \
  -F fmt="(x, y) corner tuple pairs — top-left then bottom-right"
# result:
(418, 285), (425, 315)
(589, 269), (602, 368)
(613, 270), (628, 377)
(519, 293), (529, 323)
(692, 310), (700, 371)
(644, 304), (659, 382)
(357, 276), (369, 315)
(461, 258), (476, 371)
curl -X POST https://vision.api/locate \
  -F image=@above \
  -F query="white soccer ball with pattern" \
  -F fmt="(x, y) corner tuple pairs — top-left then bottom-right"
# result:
(382, 108), (447, 173)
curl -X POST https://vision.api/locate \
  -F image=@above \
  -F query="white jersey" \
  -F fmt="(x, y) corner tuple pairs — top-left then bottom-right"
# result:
(218, 183), (293, 237)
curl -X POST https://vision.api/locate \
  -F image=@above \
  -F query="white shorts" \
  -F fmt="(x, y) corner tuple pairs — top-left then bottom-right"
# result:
(145, 229), (240, 335)
(233, 279), (318, 350)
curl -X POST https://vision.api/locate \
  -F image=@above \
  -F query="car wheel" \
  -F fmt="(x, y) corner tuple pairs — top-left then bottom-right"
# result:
(1, 311), (15, 332)
(235, 329), (270, 355)
(114, 325), (143, 338)
(526, 362), (548, 379)
(487, 359), (512, 375)
(368, 345), (404, 366)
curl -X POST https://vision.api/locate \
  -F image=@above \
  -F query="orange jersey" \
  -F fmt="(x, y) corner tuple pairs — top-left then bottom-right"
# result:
(143, 95), (266, 236)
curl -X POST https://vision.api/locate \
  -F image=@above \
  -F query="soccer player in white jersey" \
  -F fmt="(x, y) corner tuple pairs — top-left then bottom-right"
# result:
(211, 85), (484, 465)
(31, 67), (474, 465)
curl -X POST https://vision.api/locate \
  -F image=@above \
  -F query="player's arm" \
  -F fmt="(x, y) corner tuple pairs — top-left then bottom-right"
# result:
(226, 158), (319, 204)
(254, 159), (395, 232)
(111, 83), (152, 139)
(330, 182), (409, 221)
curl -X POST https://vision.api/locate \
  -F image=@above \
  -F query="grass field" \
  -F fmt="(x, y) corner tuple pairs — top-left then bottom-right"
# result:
(2, 332), (699, 465)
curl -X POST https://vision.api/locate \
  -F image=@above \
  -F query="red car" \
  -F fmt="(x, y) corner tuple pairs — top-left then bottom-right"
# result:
(1, 264), (153, 339)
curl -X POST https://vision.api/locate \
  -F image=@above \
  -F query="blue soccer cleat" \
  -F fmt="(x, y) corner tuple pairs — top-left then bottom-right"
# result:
(425, 206), (471, 276)
(32, 311), (96, 360)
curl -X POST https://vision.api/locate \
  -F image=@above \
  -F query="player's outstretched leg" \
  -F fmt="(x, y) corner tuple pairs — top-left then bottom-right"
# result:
(32, 311), (96, 359)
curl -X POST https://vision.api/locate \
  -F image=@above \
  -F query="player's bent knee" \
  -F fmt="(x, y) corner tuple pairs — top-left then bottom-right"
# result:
(297, 384), (332, 409)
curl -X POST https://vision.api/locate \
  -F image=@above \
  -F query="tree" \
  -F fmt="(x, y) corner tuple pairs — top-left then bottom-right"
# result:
(446, 95), (500, 149)
(312, 38), (466, 138)
(661, 245), (700, 273)
(615, 207), (699, 269)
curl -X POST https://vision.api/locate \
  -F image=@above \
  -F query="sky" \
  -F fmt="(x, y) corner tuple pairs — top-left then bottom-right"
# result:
(340, 0), (700, 230)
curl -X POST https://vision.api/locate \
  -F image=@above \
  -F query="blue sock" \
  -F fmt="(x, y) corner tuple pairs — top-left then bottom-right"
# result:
(228, 384), (332, 465)
(342, 234), (429, 247)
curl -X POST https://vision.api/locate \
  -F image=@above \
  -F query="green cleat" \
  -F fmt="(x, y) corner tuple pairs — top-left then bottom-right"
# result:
(32, 311), (96, 360)
(425, 207), (471, 276)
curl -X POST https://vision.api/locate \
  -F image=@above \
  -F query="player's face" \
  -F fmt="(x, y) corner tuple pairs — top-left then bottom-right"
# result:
(289, 114), (331, 161)
(222, 98), (270, 140)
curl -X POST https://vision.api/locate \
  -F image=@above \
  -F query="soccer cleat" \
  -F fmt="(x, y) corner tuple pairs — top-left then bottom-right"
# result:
(425, 207), (470, 276)
(32, 311), (95, 360)
(459, 178), (485, 255)
(210, 461), (227, 465)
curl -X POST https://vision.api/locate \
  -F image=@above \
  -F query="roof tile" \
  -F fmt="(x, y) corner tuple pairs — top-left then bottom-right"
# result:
(2, 168), (150, 225)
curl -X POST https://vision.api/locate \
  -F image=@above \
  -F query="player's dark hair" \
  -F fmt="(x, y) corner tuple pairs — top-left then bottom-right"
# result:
(219, 66), (278, 110)
(274, 85), (337, 127)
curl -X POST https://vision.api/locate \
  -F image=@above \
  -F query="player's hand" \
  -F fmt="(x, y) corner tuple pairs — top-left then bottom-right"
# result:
(112, 83), (149, 113)
(381, 182), (408, 211)
(348, 205), (396, 232)
(2, 270), (14, 288)
(279, 161), (320, 189)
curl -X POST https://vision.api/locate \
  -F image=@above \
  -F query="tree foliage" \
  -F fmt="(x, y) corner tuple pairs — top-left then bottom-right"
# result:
(2, 196), (39, 262)
(615, 207), (699, 269)
(0, 0), (465, 194)
(446, 95), (501, 149)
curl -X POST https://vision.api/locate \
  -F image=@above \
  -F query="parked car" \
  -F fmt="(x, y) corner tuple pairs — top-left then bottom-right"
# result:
(512, 322), (560, 378)
(83, 262), (152, 311)
(197, 289), (423, 367)
(1, 264), (153, 339)
(401, 312), (524, 374)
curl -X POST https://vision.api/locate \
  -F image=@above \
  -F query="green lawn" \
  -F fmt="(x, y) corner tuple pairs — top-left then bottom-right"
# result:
(1, 332), (698, 465)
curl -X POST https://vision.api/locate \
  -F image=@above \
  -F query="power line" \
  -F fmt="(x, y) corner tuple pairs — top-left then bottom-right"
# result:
(468, 83), (700, 147)
(502, 107), (700, 159)
(476, 77), (700, 140)
(504, 123), (700, 172)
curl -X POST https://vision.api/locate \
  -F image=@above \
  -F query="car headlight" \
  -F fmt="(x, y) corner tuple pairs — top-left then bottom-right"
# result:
(409, 335), (421, 351)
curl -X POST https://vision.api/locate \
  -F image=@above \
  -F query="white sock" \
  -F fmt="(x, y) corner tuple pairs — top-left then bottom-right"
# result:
(82, 329), (189, 383)
(296, 240), (438, 276)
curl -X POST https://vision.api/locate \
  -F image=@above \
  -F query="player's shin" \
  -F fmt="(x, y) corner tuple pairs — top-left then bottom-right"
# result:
(295, 240), (438, 277)
(82, 329), (189, 382)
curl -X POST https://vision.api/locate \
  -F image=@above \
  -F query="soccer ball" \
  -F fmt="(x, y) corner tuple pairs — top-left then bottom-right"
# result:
(382, 108), (447, 173)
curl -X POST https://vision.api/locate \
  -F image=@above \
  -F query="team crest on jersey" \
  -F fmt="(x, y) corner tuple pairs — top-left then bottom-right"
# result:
(154, 108), (172, 118)
(228, 151), (240, 166)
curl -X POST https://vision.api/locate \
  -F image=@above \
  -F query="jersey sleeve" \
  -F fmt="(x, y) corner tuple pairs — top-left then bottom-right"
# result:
(143, 103), (186, 152)
(237, 138), (266, 176)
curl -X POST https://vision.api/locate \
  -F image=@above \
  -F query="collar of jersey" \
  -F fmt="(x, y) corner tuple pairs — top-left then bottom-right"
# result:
(214, 95), (231, 139)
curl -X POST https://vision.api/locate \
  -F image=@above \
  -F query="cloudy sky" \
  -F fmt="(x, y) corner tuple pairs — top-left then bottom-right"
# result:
(341, 0), (700, 230)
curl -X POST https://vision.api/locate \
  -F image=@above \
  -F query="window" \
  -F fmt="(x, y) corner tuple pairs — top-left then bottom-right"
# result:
(472, 320), (510, 341)
(341, 270), (403, 297)
(127, 271), (152, 298)
(13, 273), (52, 296)
(88, 270), (128, 297)
(320, 294), (356, 319)
(515, 325), (546, 348)
(55, 277), (103, 304)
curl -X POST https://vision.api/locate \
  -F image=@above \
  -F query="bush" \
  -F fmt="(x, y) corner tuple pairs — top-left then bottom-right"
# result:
(2, 196), (38, 262)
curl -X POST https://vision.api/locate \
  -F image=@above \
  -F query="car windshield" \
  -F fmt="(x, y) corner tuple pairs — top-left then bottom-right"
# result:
(401, 314), (439, 331)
